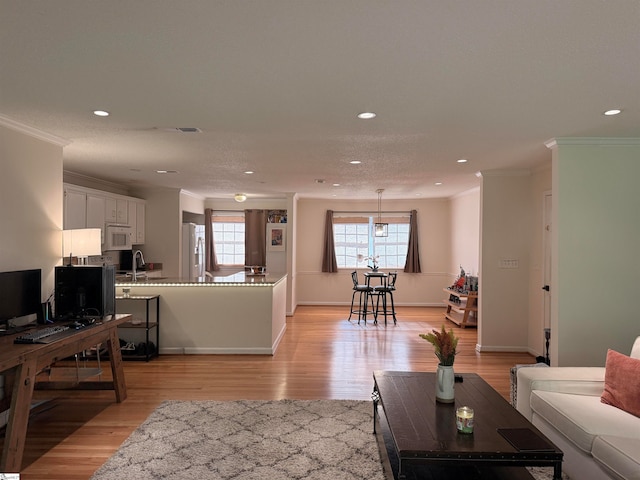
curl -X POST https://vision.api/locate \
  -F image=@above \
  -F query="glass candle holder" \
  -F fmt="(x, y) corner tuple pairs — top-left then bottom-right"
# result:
(456, 406), (474, 434)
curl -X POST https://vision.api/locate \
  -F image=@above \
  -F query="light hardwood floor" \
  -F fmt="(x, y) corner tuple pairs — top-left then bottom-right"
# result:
(10, 306), (537, 480)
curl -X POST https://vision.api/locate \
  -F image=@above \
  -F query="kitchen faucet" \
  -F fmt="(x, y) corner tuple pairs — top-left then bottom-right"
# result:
(132, 249), (145, 281)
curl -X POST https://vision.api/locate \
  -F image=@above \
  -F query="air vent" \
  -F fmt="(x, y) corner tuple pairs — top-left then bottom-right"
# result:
(157, 127), (202, 133)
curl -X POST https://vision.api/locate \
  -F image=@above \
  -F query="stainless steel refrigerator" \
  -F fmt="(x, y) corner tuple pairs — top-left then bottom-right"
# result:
(182, 223), (205, 279)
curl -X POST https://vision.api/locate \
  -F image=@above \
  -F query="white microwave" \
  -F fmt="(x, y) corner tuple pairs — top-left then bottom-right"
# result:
(104, 224), (132, 251)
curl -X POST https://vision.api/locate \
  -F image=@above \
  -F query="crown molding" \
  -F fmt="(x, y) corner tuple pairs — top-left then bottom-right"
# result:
(545, 137), (640, 149)
(0, 113), (70, 147)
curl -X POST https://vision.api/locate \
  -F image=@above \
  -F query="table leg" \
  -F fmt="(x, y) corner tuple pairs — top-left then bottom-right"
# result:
(106, 326), (127, 402)
(1, 357), (37, 472)
(553, 461), (562, 480)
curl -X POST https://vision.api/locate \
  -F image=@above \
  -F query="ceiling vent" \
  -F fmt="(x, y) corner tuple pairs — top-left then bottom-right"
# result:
(157, 127), (202, 133)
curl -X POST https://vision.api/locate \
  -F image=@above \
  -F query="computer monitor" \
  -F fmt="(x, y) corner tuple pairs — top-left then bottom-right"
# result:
(0, 268), (42, 328)
(54, 265), (115, 319)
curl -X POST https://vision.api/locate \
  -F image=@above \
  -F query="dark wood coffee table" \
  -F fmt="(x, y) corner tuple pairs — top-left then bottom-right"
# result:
(372, 371), (563, 480)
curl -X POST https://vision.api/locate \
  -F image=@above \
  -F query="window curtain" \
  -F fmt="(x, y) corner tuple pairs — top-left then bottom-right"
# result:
(322, 210), (338, 273)
(204, 208), (220, 272)
(245, 209), (267, 266)
(404, 209), (421, 273)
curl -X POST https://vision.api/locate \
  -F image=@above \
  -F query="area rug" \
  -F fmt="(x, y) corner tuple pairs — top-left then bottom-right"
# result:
(90, 399), (566, 480)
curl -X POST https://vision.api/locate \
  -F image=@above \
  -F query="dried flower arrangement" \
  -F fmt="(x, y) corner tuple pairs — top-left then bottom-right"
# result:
(420, 325), (459, 366)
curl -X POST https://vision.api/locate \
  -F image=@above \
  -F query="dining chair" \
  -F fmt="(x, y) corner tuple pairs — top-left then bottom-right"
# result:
(348, 271), (375, 324)
(373, 271), (397, 325)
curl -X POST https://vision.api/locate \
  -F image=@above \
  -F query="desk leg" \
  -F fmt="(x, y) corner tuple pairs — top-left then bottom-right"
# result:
(1, 357), (37, 473)
(106, 326), (127, 402)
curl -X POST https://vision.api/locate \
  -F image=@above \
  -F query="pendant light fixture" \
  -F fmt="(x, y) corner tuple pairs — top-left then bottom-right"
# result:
(374, 189), (388, 237)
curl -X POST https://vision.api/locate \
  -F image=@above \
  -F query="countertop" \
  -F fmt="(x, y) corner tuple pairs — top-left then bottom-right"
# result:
(115, 271), (287, 286)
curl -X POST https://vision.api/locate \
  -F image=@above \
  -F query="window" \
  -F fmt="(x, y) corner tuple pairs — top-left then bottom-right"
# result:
(333, 214), (410, 269)
(212, 214), (245, 266)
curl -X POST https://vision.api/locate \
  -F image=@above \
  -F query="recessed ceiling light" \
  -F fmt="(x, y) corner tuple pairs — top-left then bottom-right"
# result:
(244, 171), (254, 174)
(93, 110), (109, 117)
(457, 159), (468, 163)
(357, 112), (376, 119)
(234, 193), (247, 202)
(333, 183), (340, 187)
(350, 160), (362, 165)
(604, 109), (621, 116)
(435, 182), (443, 186)
(156, 170), (178, 174)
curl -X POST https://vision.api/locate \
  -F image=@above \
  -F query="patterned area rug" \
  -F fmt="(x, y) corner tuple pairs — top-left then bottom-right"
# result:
(90, 400), (386, 480)
(90, 400), (566, 480)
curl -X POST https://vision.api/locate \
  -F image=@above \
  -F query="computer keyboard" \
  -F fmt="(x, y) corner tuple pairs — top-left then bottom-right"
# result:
(14, 325), (71, 344)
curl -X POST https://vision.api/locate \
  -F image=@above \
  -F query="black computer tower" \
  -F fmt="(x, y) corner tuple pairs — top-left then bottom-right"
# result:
(54, 265), (115, 319)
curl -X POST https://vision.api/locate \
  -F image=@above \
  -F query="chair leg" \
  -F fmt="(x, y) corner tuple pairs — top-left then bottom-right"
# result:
(389, 291), (396, 324)
(382, 292), (388, 325)
(348, 290), (357, 321)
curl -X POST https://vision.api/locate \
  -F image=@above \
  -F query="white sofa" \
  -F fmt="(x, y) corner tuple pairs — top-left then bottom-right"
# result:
(516, 337), (640, 480)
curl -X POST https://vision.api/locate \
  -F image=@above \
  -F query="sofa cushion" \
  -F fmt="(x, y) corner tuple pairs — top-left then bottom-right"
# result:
(601, 349), (640, 417)
(592, 435), (640, 480)
(531, 390), (640, 454)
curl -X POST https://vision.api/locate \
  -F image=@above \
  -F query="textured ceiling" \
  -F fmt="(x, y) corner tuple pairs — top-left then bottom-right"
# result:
(1, 1), (639, 200)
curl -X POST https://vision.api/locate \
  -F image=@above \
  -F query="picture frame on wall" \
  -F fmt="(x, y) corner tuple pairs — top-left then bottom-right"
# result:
(267, 224), (286, 251)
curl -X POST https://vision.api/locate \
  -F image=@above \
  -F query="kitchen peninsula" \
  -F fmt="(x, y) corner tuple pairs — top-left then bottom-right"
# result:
(115, 272), (287, 355)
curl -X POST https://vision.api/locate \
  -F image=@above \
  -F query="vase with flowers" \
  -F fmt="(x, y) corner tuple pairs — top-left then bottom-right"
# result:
(420, 325), (459, 403)
(357, 254), (380, 272)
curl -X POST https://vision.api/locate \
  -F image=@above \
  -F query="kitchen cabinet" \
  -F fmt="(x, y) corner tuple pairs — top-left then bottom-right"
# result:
(116, 199), (128, 224)
(86, 194), (106, 243)
(63, 183), (146, 245)
(105, 197), (117, 223)
(135, 201), (145, 244)
(63, 187), (86, 229)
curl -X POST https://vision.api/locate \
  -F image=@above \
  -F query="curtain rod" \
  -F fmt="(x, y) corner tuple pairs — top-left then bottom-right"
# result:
(332, 210), (411, 214)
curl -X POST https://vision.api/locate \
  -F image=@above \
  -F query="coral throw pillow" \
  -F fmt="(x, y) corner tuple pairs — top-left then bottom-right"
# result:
(601, 349), (640, 418)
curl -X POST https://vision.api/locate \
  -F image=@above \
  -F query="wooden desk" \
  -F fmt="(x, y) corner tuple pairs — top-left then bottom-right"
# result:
(0, 314), (130, 472)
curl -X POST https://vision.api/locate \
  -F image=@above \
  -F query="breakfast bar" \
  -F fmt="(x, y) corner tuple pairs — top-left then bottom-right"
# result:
(115, 272), (287, 355)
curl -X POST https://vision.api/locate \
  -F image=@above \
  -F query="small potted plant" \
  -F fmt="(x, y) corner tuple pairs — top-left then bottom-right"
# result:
(420, 325), (459, 403)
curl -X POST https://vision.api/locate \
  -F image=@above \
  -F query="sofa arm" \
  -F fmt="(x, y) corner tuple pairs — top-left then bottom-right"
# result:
(516, 367), (605, 420)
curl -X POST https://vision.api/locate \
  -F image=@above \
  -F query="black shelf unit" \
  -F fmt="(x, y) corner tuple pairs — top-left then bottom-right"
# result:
(115, 294), (160, 361)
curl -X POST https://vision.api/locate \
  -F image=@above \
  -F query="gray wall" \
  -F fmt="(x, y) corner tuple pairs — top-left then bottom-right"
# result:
(550, 139), (640, 366)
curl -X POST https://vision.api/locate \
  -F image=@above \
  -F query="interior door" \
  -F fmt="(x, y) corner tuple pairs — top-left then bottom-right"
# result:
(542, 192), (552, 362)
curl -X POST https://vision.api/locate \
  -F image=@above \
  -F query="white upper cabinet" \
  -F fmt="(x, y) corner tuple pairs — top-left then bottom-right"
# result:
(127, 200), (146, 244)
(86, 194), (107, 243)
(116, 199), (128, 224)
(64, 187), (87, 229)
(63, 183), (146, 245)
(135, 201), (145, 244)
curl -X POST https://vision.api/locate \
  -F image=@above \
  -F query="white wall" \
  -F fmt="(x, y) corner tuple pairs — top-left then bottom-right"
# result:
(138, 188), (182, 277)
(0, 122), (65, 300)
(450, 188), (480, 276)
(295, 197), (453, 306)
(479, 171), (533, 352)
(550, 139), (640, 366)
